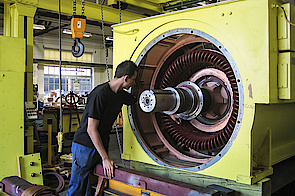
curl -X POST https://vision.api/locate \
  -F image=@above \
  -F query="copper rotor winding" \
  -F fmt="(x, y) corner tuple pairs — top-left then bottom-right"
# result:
(159, 49), (239, 152)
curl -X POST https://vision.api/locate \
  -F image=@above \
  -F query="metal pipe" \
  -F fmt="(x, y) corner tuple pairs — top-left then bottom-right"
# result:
(47, 119), (53, 166)
(58, 0), (63, 154)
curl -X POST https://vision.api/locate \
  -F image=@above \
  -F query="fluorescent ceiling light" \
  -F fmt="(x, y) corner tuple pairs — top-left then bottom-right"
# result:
(33, 24), (46, 30)
(83, 33), (92, 38)
(62, 29), (92, 38)
(62, 29), (72, 35)
(106, 36), (113, 41)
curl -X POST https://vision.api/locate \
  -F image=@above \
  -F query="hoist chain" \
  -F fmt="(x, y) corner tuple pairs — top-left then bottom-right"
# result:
(100, 0), (110, 81)
(100, 0), (125, 167)
(73, 0), (85, 16)
(119, 0), (121, 23)
(73, 0), (76, 15)
(81, 0), (85, 16)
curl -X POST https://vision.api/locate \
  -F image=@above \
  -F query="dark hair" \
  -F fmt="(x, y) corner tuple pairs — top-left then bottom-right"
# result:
(114, 60), (138, 78)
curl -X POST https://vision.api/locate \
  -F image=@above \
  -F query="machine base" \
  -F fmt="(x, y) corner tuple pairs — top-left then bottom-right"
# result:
(130, 161), (271, 196)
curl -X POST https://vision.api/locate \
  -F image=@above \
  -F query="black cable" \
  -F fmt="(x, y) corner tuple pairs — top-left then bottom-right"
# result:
(43, 170), (65, 193)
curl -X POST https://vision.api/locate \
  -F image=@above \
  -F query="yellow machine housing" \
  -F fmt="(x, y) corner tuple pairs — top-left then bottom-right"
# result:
(113, 0), (295, 185)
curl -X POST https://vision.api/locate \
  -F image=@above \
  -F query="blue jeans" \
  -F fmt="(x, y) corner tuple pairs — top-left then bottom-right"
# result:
(67, 142), (100, 196)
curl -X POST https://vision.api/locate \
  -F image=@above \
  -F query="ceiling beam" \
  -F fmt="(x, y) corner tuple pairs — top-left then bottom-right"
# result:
(37, 0), (146, 24)
(108, 0), (163, 13)
(0, 0), (147, 24)
(34, 8), (113, 33)
(34, 58), (113, 68)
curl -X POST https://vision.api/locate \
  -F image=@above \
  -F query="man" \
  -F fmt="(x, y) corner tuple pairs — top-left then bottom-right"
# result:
(67, 60), (138, 196)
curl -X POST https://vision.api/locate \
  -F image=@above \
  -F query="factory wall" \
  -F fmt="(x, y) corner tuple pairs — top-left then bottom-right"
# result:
(33, 33), (113, 99)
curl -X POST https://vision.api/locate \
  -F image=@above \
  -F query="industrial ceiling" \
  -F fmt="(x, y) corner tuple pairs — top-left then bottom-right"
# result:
(1, 0), (295, 42)
(0, 0), (224, 42)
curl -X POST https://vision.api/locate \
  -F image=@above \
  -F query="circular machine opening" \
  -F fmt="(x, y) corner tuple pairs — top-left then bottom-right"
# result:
(129, 29), (243, 171)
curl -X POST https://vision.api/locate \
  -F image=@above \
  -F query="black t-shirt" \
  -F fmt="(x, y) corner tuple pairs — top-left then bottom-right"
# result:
(73, 82), (136, 150)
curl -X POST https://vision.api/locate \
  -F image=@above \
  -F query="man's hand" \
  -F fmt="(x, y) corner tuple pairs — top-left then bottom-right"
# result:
(102, 157), (117, 178)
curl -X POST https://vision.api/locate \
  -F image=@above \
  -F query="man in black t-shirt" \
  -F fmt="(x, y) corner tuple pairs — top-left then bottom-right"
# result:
(67, 60), (138, 196)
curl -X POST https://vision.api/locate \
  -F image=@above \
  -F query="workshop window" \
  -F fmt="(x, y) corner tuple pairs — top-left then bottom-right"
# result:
(44, 76), (68, 92)
(43, 49), (92, 97)
(44, 66), (92, 97)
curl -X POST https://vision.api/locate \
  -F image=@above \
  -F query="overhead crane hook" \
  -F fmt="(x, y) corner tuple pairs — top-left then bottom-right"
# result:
(71, 0), (86, 57)
(72, 38), (84, 57)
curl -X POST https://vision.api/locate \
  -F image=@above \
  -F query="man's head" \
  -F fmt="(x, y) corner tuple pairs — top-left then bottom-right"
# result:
(115, 60), (138, 89)
(115, 60), (138, 79)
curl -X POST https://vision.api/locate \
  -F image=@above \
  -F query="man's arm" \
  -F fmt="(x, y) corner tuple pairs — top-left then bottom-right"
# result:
(87, 117), (116, 178)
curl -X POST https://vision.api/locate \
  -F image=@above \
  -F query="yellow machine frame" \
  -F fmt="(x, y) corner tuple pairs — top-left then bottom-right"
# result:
(113, 0), (295, 185)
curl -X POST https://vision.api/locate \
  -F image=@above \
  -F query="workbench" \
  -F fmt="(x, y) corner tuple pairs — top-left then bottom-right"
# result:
(42, 107), (84, 133)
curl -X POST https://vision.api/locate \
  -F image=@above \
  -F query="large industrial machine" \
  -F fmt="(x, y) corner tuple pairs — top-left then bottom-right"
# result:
(2, 0), (295, 194)
(112, 0), (295, 192)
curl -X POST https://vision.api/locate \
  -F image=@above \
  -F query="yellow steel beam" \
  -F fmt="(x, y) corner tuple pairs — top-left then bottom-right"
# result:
(108, 180), (164, 196)
(26, 14), (35, 102)
(3, 2), (11, 36)
(147, 0), (185, 4)
(0, 0), (146, 24)
(38, 0), (146, 24)
(8, 3), (36, 102)
(3, 1), (36, 38)
(147, 0), (172, 3)
(108, 0), (163, 13)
